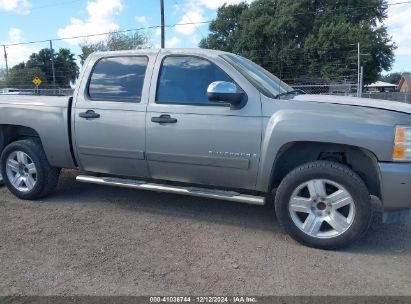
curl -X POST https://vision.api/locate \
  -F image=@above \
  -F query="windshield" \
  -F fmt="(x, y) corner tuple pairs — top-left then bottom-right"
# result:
(221, 54), (293, 99)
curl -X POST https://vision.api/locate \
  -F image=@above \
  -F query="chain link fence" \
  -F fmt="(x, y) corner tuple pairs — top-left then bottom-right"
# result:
(293, 83), (358, 95)
(1, 30), (409, 104)
(0, 39), (76, 94)
(0, 88), (74, 96)
(292, 84), (411, 104)
(361, 92), (411, 104)
(0, 29), (155, 96)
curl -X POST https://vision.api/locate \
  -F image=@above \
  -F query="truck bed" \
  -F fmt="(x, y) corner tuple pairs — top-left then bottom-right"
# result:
(0, 95), (76, 169)
(0, 95), (71, 108)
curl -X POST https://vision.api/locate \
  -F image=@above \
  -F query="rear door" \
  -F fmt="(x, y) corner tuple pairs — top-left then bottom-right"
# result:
(146, 51), (262, 190)
(73, 52), (156, 177)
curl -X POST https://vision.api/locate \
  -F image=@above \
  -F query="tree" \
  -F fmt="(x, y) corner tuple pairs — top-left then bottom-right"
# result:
(25, 48), (54, 85)
(6, 64), (48, 89)
(200, 0), (396, 84)
(199, 3), (248, 52)
(0, 67), (7, 89)
(7, 48), (79, 89)
(0, 67), (5, 80)
(55, 48), (78, 87)
(380, 72), (409, 85)
(79, 32), (151, 65)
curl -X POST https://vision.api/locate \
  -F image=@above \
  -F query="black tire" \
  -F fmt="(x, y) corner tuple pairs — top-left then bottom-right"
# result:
(274, 160), (372, 250)
(0, 139), (60, 200)
(0, 171), (4, 187)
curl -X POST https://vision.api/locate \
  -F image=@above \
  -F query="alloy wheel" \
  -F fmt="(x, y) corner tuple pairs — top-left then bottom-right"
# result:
(5, 151), (38, 192)
(289, 179), (356, 238)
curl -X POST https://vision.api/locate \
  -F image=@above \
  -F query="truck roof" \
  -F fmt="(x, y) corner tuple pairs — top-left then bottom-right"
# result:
(92, 48), (230, 58)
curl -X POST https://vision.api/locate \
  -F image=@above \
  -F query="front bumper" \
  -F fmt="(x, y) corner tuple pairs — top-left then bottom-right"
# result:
(378, 162), (411, 212)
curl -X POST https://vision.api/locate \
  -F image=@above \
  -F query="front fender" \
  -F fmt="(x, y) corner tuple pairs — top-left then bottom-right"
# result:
(256, 99), (410, 192)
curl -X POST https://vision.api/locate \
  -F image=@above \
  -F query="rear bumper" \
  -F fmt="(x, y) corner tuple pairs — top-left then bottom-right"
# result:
(378, 162), (411, 211)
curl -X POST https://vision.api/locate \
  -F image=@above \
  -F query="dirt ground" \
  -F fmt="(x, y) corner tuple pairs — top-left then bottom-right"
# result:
(0, 170), (410, 296)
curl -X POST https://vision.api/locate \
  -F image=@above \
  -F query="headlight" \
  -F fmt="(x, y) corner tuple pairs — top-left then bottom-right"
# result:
(393, 126), (411, 161)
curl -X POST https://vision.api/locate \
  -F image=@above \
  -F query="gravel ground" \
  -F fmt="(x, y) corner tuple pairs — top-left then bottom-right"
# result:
(0, 170), (410, 296)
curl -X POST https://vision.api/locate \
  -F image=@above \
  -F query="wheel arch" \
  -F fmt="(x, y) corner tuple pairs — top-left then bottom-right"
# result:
(0, 125), (43, 156)
(269, 141), (382, 200)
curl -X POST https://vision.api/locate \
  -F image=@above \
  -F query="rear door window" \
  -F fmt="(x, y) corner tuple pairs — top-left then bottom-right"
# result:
(88, 56), (148, 102)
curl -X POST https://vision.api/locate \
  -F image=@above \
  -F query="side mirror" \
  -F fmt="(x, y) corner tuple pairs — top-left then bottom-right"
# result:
(207, 81), (245, 105)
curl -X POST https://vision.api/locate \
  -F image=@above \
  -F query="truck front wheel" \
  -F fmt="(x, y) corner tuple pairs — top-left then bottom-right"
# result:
(0, 139), (60, 200)
(275, 160), (372, 249)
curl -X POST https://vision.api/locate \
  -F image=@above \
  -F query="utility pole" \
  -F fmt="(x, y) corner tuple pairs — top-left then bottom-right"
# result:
(49, 40), (56, 94)
(160, 0), (165, 48)
(357, 42), (370, 97)
(359, 65), (364, 97)
(3, 45), (9, 79)
(357, 42), (360, 97)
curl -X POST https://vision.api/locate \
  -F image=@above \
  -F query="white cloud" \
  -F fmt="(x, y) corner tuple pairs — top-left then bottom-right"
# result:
(135, 16), (147, 23)
(173, 0), (253, 38)
(166, 36), (181, 48)
(8, 27), (21, 42)
(57, 0), (123, 45)
(189, 35), (201, 45)
(135, 15), (150, 26)
(175, 11), (205, 35)
(0, 0), (30, 14)
(1, 28), (37, 66)
(386, 1), (411, 56)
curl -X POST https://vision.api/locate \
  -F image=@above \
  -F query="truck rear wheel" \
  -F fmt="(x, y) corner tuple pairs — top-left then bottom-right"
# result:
(0, 139), (60, 200)
(274, 160), (372, 249)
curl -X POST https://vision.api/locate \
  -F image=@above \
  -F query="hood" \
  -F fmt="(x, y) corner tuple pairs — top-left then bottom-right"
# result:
(293, 94), (411, 115)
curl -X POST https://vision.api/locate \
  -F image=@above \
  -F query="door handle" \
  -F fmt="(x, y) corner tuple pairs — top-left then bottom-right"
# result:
(79, 110), (100, 119)
(151, 114), (177, 124)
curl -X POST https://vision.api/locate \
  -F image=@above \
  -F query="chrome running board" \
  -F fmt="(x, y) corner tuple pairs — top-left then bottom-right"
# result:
(76, 175), (265, 206)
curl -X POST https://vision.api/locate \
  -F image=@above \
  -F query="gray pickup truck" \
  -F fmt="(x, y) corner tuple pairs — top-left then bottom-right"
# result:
(1, 49), (411, 249)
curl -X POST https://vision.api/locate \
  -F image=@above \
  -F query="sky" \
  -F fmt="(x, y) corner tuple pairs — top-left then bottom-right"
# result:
(0, 0), (410, 74)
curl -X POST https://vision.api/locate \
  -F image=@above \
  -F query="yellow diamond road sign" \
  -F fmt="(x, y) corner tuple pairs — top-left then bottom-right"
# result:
(32, 76), (42, 86)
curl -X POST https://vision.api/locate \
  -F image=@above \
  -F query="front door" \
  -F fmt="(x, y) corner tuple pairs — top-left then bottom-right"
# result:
(74, 54), (153, 177)
(146, 53), (262, 190)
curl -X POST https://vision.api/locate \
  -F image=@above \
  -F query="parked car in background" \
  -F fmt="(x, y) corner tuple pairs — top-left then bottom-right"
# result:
(1, 49), (411, 249)
(1, 88), (22, 95)
(0, 88), (34, 95)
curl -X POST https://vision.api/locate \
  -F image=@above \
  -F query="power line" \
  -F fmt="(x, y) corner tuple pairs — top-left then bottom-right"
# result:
(172, 0), (205, 39)
(1, 0), (410, 48)
(1, 21), (212, 47)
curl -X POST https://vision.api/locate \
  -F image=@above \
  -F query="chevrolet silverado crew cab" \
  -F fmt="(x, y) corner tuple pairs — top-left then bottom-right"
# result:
(1, 49), (411, 249)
